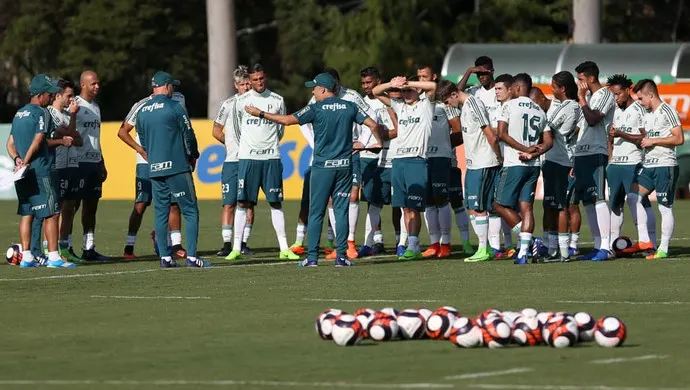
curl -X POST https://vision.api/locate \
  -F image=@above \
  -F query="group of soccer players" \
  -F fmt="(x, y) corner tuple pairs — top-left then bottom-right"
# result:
(8, 55), (684, 268)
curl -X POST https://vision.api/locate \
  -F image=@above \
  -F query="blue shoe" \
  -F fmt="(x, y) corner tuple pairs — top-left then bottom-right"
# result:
(357, 245), (373, 258)
(240, 243), (254, 256)
(160, 258), (179, 268)
(47, 259), (77, 268)
(514, 255), (528, 265)
(591, 249), (613, 262)
(298, 259), (318, 267)
(568, 247), (580, 257)
(577, 250), (598, 261)
(186, 258), (212, 268)
(335, 256), (355, 267)
(19, 259), (40, 268)
(34, 254), (49, 267)
(372, 242), (384, 255)
(396, 245), (406, 257)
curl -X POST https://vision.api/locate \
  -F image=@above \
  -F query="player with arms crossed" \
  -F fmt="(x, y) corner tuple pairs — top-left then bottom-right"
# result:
(117, 83), (190, 259)
(627, 79), (684, 259)
(492, 73), (551, 265)
(212, 65), (255, 257)
(437, 80), (501, 262)
(136, 71), (207, 268)
(606, 74), (656, 252)
(226, 64), (299, 261)
(373, 76), (436, 260)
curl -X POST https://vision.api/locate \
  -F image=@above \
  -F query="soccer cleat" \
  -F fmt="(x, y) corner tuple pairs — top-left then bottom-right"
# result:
(422, 243), (440, 258)
(492, 248), (507, 260)
(47, 259), (77, 268)
(464, 247), (491, 263)
(323, 241), (335, 255)
(186, 258), (212, 268)
(19, 259), (40, 268)
(290, 244), (305, 256)
(437, 244), (451, 258)
(82, 248), (111, 261)
(462, 240), (474, 255)
(346, 241), (358, 259)
(172, 245), (187, 259)
(514, 255), (528, 265)
(396, 245), (406, 257)
(577, 250), (598, 261)
(160, 258), (180, 268)
(325, 250), (337, 260)
(280, 249), (300, 261)
(123, 245), (137, 260)
(216, 243), (233, 257)
(335, 256), (355, 267)
(568, 247), (580, 257)
(399, 249), (423, 261)
(541, 253), (562, 264)
(224, 250), (242, 261)
(591, 249), (614, 262)
(240, 243), (254, 255)
(298, 259), (318, 267)
(372, 242), (385, 255)
(357, 245), (373, 258)
(621, 241), (654, 255)
(34, 254), (49, 267)
(645, 249), (668, 260)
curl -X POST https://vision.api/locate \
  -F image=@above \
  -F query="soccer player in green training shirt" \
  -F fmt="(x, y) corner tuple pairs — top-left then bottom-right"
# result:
(245, 73), (381, 266)
(7, 74), (77, 268)
(135, 71), (208, 268)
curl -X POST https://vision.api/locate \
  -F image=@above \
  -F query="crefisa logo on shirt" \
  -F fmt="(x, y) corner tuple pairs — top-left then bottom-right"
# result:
(15, 111), (30, 119)
(141, 102), (165, 113)
(322, 103), (347, 111)
(398, 116), (421, 126)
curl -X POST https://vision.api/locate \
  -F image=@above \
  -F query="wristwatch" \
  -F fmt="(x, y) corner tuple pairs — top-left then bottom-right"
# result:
(13, 156), (20, 165)
(259, 111), (265, 119)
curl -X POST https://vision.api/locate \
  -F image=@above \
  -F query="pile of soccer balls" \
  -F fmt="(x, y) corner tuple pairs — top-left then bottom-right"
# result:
(316, 306), (626, 348)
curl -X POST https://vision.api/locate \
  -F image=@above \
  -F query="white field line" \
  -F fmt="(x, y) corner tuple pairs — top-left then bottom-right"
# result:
(558, 300), (690, 305)
(303, 298), (441, 303)
(590, 355), (668, 365)
(90, 295), (210, 300)
(470, 385), (689, 390)
(0, 379), (453, 388)
(444, 368), (534, 380)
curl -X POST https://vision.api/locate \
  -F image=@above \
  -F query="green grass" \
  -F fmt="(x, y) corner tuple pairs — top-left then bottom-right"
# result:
(1, 200), (690, 389)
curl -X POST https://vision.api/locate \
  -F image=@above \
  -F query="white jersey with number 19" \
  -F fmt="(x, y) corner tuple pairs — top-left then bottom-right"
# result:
(497, 96), (547, 167)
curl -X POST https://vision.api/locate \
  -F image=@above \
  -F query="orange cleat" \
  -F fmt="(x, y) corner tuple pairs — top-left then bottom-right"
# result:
(123, 252), (137, 260)
(422, 243), (440, 258)
(290, 245), (305, 255)
(621, 241), (654, 255)
(173, 246), (187, 260)
(347, 240), (358, 259)
(325, 250), (337, 260)
(437, 243), (451, 258)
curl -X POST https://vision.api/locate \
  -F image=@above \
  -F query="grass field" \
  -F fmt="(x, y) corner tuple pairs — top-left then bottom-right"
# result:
(1, 199), (690, 390)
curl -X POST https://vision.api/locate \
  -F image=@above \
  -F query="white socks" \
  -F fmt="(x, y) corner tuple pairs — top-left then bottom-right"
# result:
(628, 193), (650, 243)
(232, 207), (248, 251)
(222, 225), (233, 243)
(438, 204), (452, 245)
(170, 230), (182, 246)
(295, 222), (306, 245)
(454, 207), (470, 242)
(408, 235), (420, 252)
(348, 202), (359, 241)
(21, 250), (34, 262)
(398, 209), (408, 246)
(424, 206), (440, 245)
(658, 204), (674, 253)
(518, 232), (533, 258)
(328, 207), (337, 237)
(126, 234), (136, 246)
(595, 201), (611, 251)
(243, 224), (252, 243)
(569, 232), (580, 250)
(364, 205), (382, 247)
(373, 230), (383, 244)
(610, 207), (624, 244)
(48, 251), (60, 261)
(584, 204), (601, 249)
(488, 215), (502, 250)
(548, 232), (558, 256)
(474, 214), (489, 250)
(270, 207), (288, 251)
(83, 232), (95, 251)
(558, 233), (569, 259)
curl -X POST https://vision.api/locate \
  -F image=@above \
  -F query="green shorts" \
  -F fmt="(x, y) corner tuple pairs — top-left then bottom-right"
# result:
(607, 163), (640, 211)
(635, 165), (680, 207)
(135, 164), (152, 205)
(360, 157), (385, 206)
(494, 165), (541, 208)
(573, 154), (607, 204)
(448, 167), (464, 206)
(380, 167), (392, 205)
(465, 166), (499, 211)
(221, 161), (239, 206)
(427, 157), (451, 201)
(542, 161), (571, 210)
(566, 175), (578, 205)
(56, 167), (80, 201)
(16, 169), (60, 218)
(237, 159), (284, 204)
(392, 157), (427, 211)
(77, 162), (103, 200)
(352, 154), (361, 187)
(300, 167), (311, 210)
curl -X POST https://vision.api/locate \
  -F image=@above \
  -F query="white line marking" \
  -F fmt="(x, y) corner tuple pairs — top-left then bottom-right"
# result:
(558, 300), (690, 305)
(444, 368), (534, 380)
(303, 298), (441, 303)
(590, 354), (668, 364)
(90, 295), (210, 300)
(469, 385), (688, 390)
(0, 379), (453, 388)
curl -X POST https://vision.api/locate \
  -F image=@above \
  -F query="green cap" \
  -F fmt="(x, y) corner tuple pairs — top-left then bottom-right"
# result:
(151, 71), (180, 87)
(305, 73), (337, 89)
(29, 74), (61, 95)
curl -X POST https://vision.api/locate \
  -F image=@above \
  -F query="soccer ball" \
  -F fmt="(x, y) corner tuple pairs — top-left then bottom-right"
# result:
(501, 311), (520, 327)
(315, 309), (342, 340)
(481, 317), (512, 348)
(380, 307), (400, 318)
(521, 308), (538, 318)
(477, 308), (502, 327)
(536, 311), (555, 328)
(368, 316), (399, 341)
(426, 307), (457, 340)
(418, 307), (433, 321)
(574, 312), (596, 342)
(5, 244), (22, 266)
(613, 236), (633, 256)
(547, 320), (579, 348)
(512, 315), (542, 346)
(542, 315), (572, 344)
(594, 316), (627, 347)
(354, 308), (375, 337)
(397, 309), (426, 340)
(332, 314), (363, 346)
(449, 316), (482, 348)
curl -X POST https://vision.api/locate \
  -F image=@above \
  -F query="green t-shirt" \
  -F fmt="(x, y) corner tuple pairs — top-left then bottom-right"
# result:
(294, 97), (366, 169)
(135, 94), (199, 178)
(10, 103), (55, 177)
